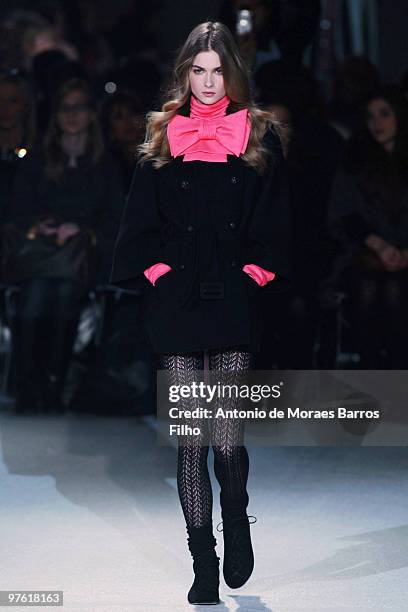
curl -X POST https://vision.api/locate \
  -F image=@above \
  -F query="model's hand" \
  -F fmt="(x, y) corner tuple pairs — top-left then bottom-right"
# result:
(144, 263), (172, 286)
(242, 264), (275, 287)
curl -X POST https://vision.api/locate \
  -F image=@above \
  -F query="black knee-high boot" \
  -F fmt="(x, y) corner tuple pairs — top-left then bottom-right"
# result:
(208, 347), (255, 589)
(186, 522), (220, 605)
(214, 447), (255, 589)
(218, 494), (255, 589)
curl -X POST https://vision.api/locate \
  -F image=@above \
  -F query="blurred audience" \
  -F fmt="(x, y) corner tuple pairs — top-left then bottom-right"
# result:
(31, 50), (86, 132)
(219, 0), (320, 73)
(3, 8), (78, 72)
(0, 70), (36, 225)
(256, 62), (343, 368)
(1, 10), (48, 71)
(328, 86), (408, 369)
(6, 78), (124, 413)
(101, 90), (145, 192)
(328, 56), (380, 140)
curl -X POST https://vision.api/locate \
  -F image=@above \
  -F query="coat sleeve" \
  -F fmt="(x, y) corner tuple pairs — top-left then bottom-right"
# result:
(110, 159), (163, 290)
(244, 127), (292, 292)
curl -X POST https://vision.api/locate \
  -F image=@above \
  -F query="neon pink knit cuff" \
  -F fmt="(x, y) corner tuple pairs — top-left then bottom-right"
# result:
(143, 263), (172, 286)
(243, 264), (276, 287)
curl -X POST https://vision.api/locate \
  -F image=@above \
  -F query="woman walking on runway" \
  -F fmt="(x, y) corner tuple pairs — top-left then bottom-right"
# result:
(111, 21), (291, 605)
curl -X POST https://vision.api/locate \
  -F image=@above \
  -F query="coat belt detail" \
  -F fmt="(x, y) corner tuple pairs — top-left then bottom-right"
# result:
(179, 230), (224, 309)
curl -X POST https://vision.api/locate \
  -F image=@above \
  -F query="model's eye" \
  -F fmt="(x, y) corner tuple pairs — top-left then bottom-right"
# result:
(215, 68), (223, 75)
(192, 68), (203, 74)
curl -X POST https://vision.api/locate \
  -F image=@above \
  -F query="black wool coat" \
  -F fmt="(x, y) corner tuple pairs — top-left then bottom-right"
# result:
(110, 128), (292, 354)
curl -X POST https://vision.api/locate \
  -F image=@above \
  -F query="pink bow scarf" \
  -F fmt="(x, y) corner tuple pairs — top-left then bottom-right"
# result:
(167, 94), (251, 163)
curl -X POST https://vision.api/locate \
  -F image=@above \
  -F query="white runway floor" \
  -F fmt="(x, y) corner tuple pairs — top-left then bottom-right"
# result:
(0, 400), (407, 612)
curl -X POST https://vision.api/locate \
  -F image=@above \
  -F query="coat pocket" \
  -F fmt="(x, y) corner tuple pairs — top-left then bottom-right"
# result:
(155, 268), (188, 307)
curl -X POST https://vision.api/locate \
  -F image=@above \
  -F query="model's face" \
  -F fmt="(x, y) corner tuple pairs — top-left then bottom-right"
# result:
(189, 50), (226, 105)
(57, 89), (93, 135)
(0, 83), (26, 130)
(367, 98), (397, 149)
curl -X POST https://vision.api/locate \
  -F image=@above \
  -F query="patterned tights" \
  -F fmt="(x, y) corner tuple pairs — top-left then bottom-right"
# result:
(160, 349), (253, 529)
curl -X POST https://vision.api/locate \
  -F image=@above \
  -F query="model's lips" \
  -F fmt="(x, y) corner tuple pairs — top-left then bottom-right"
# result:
(202, 92), (215, 96)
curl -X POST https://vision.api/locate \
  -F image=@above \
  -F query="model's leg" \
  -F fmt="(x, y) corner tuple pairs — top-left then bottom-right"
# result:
(160, 352), (219, 605)
(209, 347), (255, 589)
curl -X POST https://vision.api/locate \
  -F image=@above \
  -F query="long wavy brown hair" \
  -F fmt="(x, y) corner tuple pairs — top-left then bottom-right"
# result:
(44, 78), (104, 181)
(139, 21), (279, 172)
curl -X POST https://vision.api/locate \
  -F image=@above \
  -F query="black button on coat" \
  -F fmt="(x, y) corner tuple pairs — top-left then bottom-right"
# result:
(110, 128), (292, 354)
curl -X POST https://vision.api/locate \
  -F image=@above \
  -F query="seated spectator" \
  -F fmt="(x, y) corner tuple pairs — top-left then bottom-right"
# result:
(329, 56), (380, 140)
(31, 50), (86, 132)
(21, 16), (78, 70)
(328, 86), (408, 368)
(7, 78), (124, 413)
(1, 9), (49, 71)
(101, 90), (145, 193)
(3, 8), (78, 72)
